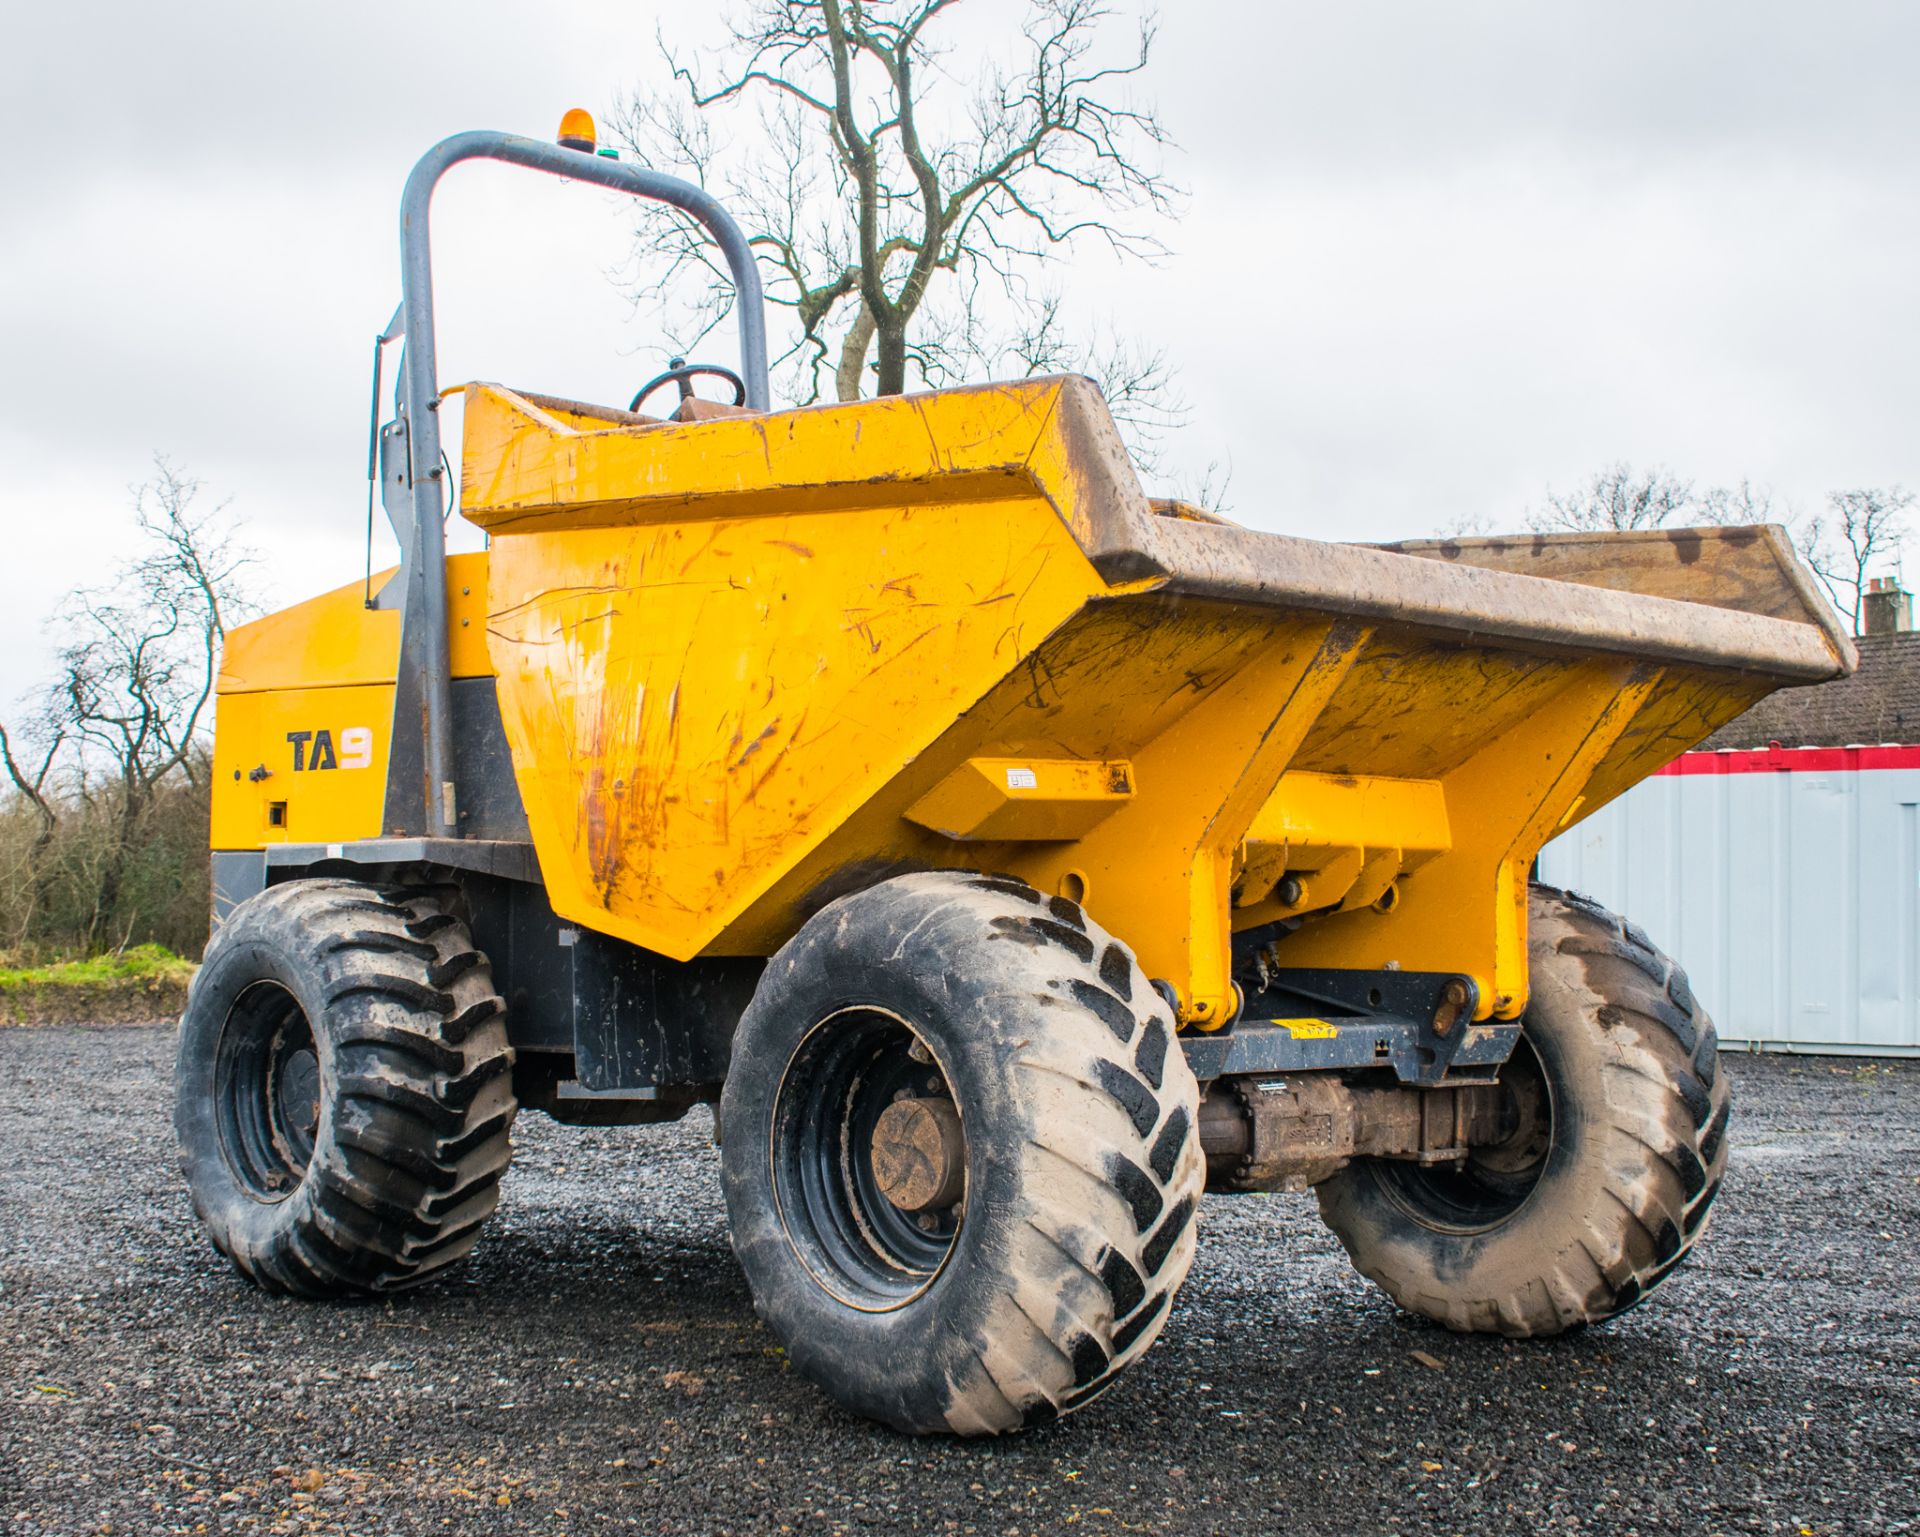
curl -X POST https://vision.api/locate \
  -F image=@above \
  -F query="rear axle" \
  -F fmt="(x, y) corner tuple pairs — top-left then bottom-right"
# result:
(1197, 1073), (1521, 1192)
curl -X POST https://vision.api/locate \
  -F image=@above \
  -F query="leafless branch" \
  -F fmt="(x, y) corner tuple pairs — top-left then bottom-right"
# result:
(1531, 463), (1697, 534)
(611, 0), (1184, 437)
(1800, 486), (1913, 635)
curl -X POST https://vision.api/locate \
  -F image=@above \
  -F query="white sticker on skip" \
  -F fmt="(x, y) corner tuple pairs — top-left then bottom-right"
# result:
(1005, 767), (1039, 790)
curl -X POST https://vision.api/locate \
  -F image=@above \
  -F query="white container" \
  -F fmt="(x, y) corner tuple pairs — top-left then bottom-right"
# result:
(1537, 744), (1920, 1056)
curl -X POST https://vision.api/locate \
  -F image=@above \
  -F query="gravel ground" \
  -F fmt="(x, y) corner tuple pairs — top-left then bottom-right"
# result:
(1, 1025), (1915, 1537)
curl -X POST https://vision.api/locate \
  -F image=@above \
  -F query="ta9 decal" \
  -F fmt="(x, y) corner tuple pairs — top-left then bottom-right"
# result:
(286, 728), (375, 772)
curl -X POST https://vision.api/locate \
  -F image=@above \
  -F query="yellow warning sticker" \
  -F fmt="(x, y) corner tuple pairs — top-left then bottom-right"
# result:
(1280, 1018), (1338, 1039)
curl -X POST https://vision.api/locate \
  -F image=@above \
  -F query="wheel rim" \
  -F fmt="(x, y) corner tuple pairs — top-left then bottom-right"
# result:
(770, 1007), (966, 1311)
(214, 980), (321, 1202)
(1374, 1035), (1553, 1233)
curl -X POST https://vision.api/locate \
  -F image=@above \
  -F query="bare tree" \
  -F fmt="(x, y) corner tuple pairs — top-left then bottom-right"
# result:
(1502, 460), (1916, 638)
(1522, 464), (1784, 538)
(1453, 456), (1920, 639)
(612, 0), (1181, 424)
(1532, 463), (1698, 533)
(0, 460), (251, 948)
(1799, 486), (1914, 635)
(1696, 478), (1778, 526)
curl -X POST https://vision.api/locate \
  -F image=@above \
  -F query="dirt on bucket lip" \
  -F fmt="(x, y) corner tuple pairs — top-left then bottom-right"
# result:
(2, 1025), (1916, 1536)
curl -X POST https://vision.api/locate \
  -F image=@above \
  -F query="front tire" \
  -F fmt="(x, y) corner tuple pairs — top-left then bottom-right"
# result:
(174, 878), (517, 1296)
(721, 871), (1205, 1435)
(1315, 884), (1729, 1335)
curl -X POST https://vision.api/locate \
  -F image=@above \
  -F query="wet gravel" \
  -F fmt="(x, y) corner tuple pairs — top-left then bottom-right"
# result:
(1, 1025), (1915, 1536)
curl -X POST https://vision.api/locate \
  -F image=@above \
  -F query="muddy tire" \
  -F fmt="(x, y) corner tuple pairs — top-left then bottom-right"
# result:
(721, 871), (1205, 1435)
(1315, 884), (1729, 1335)
(174, 878), (516, 1296)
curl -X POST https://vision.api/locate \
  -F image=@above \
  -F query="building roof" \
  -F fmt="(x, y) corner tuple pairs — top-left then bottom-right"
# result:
(1705, 631), (1920, 749)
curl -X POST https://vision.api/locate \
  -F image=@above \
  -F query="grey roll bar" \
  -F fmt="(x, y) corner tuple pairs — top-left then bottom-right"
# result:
(382, 129), (770, 837)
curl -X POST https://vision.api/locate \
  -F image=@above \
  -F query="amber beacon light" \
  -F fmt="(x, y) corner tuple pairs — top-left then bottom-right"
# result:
(556, 107), (597, 153)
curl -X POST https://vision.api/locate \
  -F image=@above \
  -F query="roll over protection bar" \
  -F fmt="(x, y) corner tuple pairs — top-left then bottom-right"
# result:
(383, 129), (770, 836)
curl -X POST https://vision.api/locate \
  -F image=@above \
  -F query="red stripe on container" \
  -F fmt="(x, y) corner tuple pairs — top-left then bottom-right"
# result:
(1655, 743), (1920, 775)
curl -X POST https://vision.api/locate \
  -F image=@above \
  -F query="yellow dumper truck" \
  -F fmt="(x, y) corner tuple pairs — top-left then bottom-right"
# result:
(174, 117), (1855, 1434)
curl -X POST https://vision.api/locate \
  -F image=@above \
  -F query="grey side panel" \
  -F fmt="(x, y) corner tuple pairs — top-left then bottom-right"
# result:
(376, 411), (435, 836)
(569, 930), (763, 1090)
(210, 851), (267, 929)
(451, 677), (531, 841)
(381, 675), (530, 841)
(379, 645), (430, 836)
(462, 877), (576, 1052)
(455, 877), (762, 1086)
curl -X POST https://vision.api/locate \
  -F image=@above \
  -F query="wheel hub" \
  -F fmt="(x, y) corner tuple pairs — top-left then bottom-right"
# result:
(870, 1097), (965, 1213)
(769, 1009), (964, 1308)
(214, 980), (321, 1200)
(277, 1048), (321, 1148)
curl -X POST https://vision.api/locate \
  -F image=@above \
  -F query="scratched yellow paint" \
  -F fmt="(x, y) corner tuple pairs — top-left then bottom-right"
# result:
(482, 495), (1100, 961)
(702, 600), (1376, 1026)
(987, 618), (1373, 1027)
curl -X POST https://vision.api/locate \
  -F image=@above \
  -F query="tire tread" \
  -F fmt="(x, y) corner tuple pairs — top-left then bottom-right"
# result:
(1316, 883), (1729, 1337)
(176, 878), (517, 1299)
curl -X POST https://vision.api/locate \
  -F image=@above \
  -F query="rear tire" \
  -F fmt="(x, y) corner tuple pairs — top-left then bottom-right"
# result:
(174, 878), (517, 1296)
(721, 871), (1204, 1435)
(1315, 884), (1729, 1335)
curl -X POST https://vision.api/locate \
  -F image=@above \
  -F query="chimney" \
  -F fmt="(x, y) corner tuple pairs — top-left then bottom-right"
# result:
(1864, 577), (1913, 635)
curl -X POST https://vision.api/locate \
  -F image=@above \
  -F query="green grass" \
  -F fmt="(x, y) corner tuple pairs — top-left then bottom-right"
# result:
(0, 943), (195, 992)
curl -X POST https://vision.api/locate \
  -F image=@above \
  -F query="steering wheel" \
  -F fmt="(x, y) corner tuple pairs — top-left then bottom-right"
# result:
(630, 357), (748, 415)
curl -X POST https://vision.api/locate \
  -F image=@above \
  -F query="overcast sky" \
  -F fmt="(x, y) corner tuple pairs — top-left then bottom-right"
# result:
(2, 1), (1915, 712)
